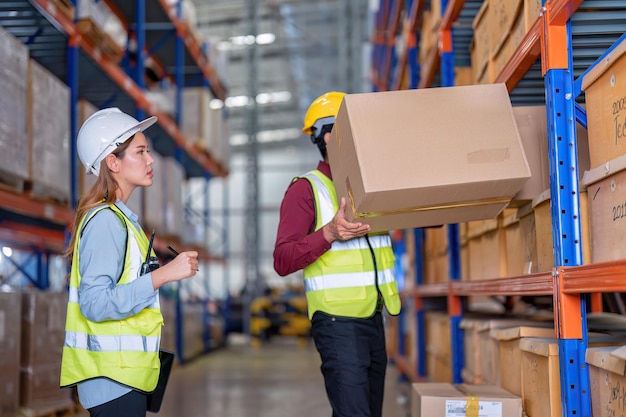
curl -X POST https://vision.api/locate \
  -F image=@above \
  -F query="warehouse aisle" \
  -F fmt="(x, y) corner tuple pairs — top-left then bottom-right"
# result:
(157, 336), (411, 417)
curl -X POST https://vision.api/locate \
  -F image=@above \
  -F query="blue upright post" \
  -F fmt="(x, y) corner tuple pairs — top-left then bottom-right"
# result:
(438, 0), (464, 384)
(413, 228), (426, 378)
(68, 0), (79, 210)
(544, 19), (589, 417)
(175, 0), (184, 127)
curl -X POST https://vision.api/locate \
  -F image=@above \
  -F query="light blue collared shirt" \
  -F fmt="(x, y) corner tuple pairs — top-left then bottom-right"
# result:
(74, 200), (158, 409)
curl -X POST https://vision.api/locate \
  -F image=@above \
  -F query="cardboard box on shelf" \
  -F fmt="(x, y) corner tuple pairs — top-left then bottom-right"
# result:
(521, 336), (626, 417)
(511, 105), (590, 205)
(20, 291), (72, 410)
(582, 154), (626, 263)
(28, 59), (71, 203)
(487, 0), (523, 58)
(0, 25), (29, 185)
(517, 187), (591, 273)
(411, 382), (522, 417)
(0, 292), (21, 417)
(328, 84), (531, 233)
(491, 324), (555, 397)
(502, 209), (525, 277)
(586, 344), (626, 417)
(470, 0), (491, 83)
(581, 36), (626, 168)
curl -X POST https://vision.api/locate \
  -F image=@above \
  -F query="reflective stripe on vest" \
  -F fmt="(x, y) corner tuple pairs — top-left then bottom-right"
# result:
(301, 170), (400, 318)
(60, 204), (162, 392)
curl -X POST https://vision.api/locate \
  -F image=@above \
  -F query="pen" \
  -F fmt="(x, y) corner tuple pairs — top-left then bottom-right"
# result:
(168, 245), (199, 272)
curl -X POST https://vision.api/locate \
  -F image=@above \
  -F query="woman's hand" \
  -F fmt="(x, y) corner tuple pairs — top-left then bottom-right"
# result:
(151, 251), (199, 289)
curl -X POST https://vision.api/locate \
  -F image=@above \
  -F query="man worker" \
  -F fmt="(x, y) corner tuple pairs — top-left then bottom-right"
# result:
(273, 91), (401, 417)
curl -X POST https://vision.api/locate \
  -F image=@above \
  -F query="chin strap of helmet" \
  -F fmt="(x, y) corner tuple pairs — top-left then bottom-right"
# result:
(310, 123), (334, 160)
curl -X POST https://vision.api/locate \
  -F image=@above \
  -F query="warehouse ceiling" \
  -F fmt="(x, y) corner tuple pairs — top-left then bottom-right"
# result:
(189, 0), (372, 152)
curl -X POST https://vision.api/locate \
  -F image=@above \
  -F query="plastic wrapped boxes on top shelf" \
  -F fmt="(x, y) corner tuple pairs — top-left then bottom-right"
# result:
(0, 26), (29, 188)
(28, 59), (71, 203)
(181, 87), (230, 168)
(0, 292), (21, 417)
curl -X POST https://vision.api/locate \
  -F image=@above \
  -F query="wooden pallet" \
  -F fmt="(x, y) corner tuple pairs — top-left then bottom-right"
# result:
(0, 168), (29, 194)
(76, 18), (124, 63)
(29, 182), (70, 206)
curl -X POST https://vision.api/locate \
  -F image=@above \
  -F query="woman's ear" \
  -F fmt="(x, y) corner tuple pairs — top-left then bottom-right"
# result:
(105, 154), (120, 173)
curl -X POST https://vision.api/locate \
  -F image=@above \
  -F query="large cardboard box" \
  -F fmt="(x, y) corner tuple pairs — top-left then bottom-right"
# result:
(582, 154), (626, 263)
(28, 58), (71, 202)
(491, 324), (555, 397)
(328, 85), (531, 233)
(20, 291), (72, 410)
(586, 344), (626, 417)
(411, 383), (522, 417)
(521, 336), (626, 417)
(487, 0), (523, 57)
(517, 188), (591, 273)
(511, 105), (590, 205)
(470, 0), (491, 83)
(581, 36), (626, 168)
(0, 293), (21, 417)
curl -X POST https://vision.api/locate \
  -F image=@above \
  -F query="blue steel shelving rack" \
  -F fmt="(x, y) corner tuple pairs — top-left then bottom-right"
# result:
(372, 0), (626, 415)
(0, 0), (228, 360)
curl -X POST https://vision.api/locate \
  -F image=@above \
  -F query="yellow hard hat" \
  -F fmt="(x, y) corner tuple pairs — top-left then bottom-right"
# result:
(302, 91), (346, 136)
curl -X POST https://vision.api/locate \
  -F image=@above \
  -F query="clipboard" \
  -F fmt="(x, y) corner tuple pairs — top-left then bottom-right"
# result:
(147, 349), (175, 413)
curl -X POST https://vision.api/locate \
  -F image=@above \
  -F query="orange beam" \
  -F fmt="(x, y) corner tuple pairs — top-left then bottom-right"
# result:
(590, 293), (603, 313)
(414, 282), (448, 297)
(439, 28), (453, 54)
(560, 260), (626, 293)
(554, 267), (583, 339)
(30, 0), (226, 178)
(418, 45), (440, 88)
(382, 0), (405, 90)
(495, 17), (542, 91)
(448, 293), (462, 316)
(540, 2), (569, 75)
(157, 0), (226, 100)
(0, 188), (72, 226)
(451, 273), (554, 296)
(0, 222), (66, 253)
(440, 0), (466, 31)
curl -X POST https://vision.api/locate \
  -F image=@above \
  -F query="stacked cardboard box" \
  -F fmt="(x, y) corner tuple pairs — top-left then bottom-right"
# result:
(0, 26), (29, 187)
(581, 36), (626, 263)
(425, 312), (451, 383)
(521, 336), (626, 417)
(0, 293), (21, 417)
(491, 325), (555, 397)
(411, 383), (522, 417)
(586, 344), (626, 417)
(28, 59), (70, 203)
(20, 291), (72, 414)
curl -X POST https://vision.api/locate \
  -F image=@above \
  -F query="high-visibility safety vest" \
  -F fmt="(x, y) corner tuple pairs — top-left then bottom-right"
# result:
(301, 170), (401, 319)
(60, 204), (162, 392)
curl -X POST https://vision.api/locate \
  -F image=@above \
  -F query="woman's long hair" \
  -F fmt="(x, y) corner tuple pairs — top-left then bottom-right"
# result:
(65, 138), (133, 265)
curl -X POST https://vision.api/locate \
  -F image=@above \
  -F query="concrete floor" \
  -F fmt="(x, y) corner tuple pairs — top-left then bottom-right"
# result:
(157, 335), (412, 417)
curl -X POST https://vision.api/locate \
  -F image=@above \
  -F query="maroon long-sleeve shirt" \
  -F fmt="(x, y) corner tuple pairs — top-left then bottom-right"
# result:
(273, 161), (333, 276)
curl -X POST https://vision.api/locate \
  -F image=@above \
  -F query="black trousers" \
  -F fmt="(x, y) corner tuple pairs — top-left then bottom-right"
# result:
(311, 311), (387, 417)
(88, 390), (147, 417)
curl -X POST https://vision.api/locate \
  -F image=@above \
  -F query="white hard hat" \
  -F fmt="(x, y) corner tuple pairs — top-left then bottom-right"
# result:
(77, 107), (158, 176)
